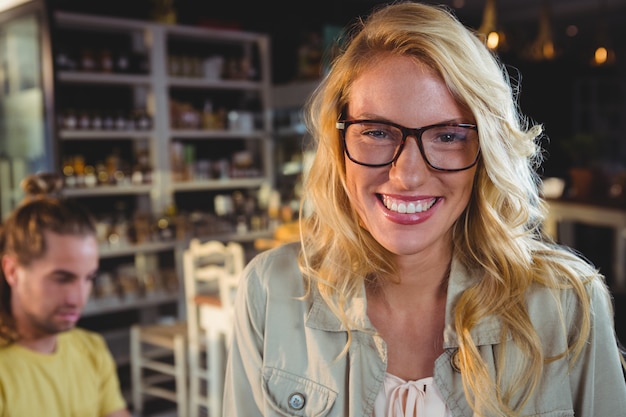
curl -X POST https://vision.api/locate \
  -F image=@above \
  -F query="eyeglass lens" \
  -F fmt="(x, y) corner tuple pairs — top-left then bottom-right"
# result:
(343, 121), (479, 170)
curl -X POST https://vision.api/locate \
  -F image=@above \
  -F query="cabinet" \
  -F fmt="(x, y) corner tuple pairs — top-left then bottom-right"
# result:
(271, 80), (318, 217)
(0, 0), (55, 220)
(51, 11), (274, 405)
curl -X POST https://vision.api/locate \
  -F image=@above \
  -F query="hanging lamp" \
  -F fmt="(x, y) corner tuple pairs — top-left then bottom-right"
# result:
(478, 0), (505, 51)
(525, 0), (556, 61)
(591, 0), (615, 66)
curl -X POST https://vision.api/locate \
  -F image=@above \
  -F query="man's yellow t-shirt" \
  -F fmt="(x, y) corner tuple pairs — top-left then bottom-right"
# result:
(0, 328), (126, 417)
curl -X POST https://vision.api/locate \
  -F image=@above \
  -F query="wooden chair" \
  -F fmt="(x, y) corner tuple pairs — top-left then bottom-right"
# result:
(183, 239), (245, 417)
(129, 321), (188, 417)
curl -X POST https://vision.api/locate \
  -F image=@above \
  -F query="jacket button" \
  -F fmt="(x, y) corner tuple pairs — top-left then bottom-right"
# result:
(451, 349), (462, 373)
(288, 392), (305, 410)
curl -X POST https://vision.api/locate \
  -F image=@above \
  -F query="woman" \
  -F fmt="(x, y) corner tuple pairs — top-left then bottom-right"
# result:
(223, 2), (626, 416)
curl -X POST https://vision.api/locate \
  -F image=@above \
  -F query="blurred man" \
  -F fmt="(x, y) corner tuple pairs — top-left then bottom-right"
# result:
(0, 173), (130, 417)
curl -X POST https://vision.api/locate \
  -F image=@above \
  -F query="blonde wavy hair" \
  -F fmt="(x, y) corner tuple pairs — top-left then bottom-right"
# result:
(298, 2), (622, 416)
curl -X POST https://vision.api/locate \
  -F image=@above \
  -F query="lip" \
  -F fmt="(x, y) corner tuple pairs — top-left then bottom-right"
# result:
(56, 310), (81, 323)
(377, 193), (440, 224)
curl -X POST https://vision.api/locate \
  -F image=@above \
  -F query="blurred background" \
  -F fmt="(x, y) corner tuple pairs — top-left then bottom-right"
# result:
(0, 1), (624, 414)
(38, 0), (626, 179)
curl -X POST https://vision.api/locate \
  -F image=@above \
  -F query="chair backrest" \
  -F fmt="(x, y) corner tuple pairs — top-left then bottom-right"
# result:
(183, 239), (245, 345)
(183, 239), (244, 298)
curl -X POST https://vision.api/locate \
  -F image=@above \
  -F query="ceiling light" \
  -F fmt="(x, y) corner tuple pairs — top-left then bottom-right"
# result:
(590, 0), (616, 66)
(525, 0), (557, 61)
(478, 0), (506, 51)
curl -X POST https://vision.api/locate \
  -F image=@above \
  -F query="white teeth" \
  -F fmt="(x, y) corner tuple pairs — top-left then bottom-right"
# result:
(382, 195), (436, 213)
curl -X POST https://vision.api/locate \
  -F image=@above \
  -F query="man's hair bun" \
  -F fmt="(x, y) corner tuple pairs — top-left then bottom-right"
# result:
(20, 173), (63, 200)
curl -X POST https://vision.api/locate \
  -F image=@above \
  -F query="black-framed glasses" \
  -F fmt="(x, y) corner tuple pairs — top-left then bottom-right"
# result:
(336, 119), (480, 172)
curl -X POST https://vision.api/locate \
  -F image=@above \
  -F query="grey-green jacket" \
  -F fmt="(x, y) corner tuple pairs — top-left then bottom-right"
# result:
(223, 243), (626, 416)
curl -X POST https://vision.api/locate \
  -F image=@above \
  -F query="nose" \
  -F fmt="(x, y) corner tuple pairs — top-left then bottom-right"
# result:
(389, 135), (430, 187)
(65, 278), (92, 306)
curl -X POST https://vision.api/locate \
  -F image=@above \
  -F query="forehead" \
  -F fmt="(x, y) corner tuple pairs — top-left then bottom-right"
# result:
(35, 231), (99, 269)
(347, 55), (461, 123)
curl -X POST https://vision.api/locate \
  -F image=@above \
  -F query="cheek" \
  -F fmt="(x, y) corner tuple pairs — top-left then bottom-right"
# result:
(20, 281), (52, 313)
(345, 162), (358, 194)
(344, 162), (369, 210)
(451, 170), (476, 206)
(84, 280), (94, 297)
(344, 157), (382, 194)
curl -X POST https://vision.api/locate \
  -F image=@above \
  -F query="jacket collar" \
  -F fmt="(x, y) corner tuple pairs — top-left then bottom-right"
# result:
(305, 257), (507, 348)
(442, 258), (507, 348)
(306, 282), (374, 333)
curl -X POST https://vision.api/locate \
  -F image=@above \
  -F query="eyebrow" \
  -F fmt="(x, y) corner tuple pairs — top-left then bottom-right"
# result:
(47, 269), (98, 280)
(348, 114), (473, 127)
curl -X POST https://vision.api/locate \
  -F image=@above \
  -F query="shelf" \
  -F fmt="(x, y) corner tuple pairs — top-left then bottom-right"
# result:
(62, 184), (153, 197)
(51, 11), (274, 403)
(98, 231), (273, 259)
(99, 241), (178, 259)
(57, 71), (152, 85)
(59, 130), (155, 140)
(167, 77), (263, 90)
(171, 177), (268, 192)
(205, 229), (273, 243)
(55, 10), (153, 32)
(170, 129), (267, 139)
(164, 22), (265, 43)
(83, 292), (180, 317)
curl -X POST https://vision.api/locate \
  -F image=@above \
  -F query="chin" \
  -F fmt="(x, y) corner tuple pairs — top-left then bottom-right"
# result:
(378, 239), (427, 256)
(54, 322), (77, 334)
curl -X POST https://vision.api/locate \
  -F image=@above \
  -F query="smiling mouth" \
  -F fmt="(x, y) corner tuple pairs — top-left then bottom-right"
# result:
(380, 195), (438, 214)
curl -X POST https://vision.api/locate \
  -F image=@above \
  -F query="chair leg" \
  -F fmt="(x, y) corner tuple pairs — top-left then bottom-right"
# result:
(208, 329), (223, 417)
(129, 326), (143, 416)
(174, 334), (188, 417)
(129, 324), (189, 417)
(188, 340), (199, 417)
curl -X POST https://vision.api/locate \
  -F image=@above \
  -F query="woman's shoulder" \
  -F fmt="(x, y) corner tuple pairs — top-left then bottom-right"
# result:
(245, 242), (301, 276)
(242, 242), (304, 292)
(525, 269), (611, 329)
(236, 242), (310, 326)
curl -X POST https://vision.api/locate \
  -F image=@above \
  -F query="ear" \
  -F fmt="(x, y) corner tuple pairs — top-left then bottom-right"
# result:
(1, 254), (19, 286)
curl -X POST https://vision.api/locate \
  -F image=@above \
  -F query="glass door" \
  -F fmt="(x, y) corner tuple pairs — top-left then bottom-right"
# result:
(0, 0), (54, 219)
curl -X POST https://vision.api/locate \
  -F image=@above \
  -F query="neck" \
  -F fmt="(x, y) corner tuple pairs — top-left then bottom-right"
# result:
(395, 247), (452, 293)
(368, 259), (451, 314)
(18, 332), (59, 354)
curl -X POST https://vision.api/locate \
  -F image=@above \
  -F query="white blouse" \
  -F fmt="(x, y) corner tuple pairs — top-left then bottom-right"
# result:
(374, 373), (452, 417)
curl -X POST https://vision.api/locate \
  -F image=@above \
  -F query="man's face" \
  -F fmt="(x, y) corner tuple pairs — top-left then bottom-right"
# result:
(2, 231), (99, 339)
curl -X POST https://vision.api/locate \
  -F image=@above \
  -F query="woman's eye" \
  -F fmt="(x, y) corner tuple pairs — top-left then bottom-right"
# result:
(365, 129), (387, 139)
(439, 133), (457, 142)
(437, 131), (468, 143)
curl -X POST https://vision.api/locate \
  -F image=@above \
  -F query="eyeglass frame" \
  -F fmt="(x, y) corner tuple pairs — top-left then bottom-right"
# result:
(336, 119), (480, 172)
